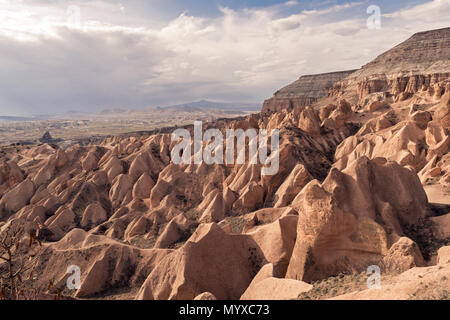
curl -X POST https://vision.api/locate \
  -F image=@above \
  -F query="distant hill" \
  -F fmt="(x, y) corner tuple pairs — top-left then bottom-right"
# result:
(163, 100), (261, 111)
(0, 116), (34, 121)
(99, 108), (128, 115)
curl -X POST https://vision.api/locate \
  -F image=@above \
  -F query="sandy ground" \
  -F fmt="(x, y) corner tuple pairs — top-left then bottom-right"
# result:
(424, 185), (450, 205)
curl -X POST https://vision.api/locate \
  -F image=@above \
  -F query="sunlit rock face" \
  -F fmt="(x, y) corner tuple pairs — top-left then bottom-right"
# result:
(0, 27), (449, 301)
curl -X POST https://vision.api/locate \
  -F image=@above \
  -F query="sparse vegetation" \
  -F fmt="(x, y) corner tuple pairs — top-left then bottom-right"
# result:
(404, 217), (450, 261)
(224, 216), (247, 234)
(410, 279), (450, 300)
(0, 222), (42, 300)
(298, 272), (371, 300)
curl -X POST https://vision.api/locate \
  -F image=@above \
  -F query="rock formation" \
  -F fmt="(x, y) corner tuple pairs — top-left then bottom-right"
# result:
(0, 27), (449, 301)
(262, 70), (357, 114)
(330, 27), (450, 105)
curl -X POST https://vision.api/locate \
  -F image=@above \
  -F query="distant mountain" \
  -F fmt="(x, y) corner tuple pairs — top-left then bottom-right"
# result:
(0, 116), (34, 121)
(163, 100), (260, 111)
(0, 100), (259, 123)
(99, 108), (128, 115)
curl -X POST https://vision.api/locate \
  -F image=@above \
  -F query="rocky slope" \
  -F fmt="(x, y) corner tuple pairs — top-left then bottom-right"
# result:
(262, 70), (357, 114)
(0, 27), (449, 300)
(350, 27), (450, 79)
(330, 27), (450, 105)
(264, 27), (450, 114)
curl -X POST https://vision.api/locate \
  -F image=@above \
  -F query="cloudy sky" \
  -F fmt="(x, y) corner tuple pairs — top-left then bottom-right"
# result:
(0, 0), (449, 116)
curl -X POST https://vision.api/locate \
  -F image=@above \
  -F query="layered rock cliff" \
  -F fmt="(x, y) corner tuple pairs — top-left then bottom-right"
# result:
(264, 27), (450, 114)
(262, 70), (357, 114)
(330, 27), (450, 104)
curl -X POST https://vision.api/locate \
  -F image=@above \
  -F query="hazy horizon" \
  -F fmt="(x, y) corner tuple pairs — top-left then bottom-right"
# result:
(0, 99), (262, 118)
(0, 0), (449, 116)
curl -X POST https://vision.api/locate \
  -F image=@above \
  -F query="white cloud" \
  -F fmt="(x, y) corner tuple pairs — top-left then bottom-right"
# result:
(384, 0), (450, 28)
(301, 1), (364, 16)
(284, 1), (299, 6)
(0, 0), (449, 115)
